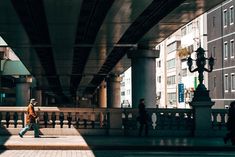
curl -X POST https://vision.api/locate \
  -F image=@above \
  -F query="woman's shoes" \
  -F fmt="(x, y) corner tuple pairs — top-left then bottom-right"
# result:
(18, 133), (23, 138)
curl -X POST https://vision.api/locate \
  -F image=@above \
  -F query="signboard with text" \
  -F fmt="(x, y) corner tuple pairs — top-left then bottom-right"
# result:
(178, 83), (184, 103)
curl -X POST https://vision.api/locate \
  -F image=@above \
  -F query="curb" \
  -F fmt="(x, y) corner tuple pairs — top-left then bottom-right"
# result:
(1, 145), (235, 151)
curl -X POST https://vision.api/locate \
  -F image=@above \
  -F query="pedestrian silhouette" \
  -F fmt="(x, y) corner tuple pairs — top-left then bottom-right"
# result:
(137, 98), (149, 136)
(224, 101), (235, 145)
(18, 98), (40, 138)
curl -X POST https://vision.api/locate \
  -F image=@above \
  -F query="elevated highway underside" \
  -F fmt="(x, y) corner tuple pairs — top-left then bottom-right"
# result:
(0, 0), (224, 104)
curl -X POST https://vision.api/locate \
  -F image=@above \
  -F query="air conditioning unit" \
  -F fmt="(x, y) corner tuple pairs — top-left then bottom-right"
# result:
(0, 47), (8, 60)
(0, 51), (4, 60)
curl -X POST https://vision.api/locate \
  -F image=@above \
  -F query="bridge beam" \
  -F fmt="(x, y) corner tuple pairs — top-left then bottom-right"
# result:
(15, 76), (31, 106)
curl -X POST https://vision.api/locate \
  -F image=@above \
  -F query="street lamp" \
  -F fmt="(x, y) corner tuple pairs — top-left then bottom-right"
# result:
(187, 47), (215, 101)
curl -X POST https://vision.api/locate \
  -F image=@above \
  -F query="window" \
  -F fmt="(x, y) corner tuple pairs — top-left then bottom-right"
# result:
(213, 76), (216, 88)
(181, 27), (186, 36)
(167, 42), (178, 54)
(167, 59), (175, 69)
(167, 75), (176, 85)
(230, 6), (234, 25)
(212, 16), (216, 27)
(231, 39), (234, 58)
(168, 93), (176, 104)
(127, 78), (130, 84)
(224, 9), (228, 27)
(187, 23), (193, 33)
(187, 45), (194, 53)
(126, 89), (130, 95)
(181, 68), (187, 77)
(155, 45), (160, 50)
(121, 82), (125, 86)
(224, 74), (229, 92)
(156, 92), (161, 99)
(157, 60), (161, 67)
(231, 73), (235, 91)
(212, 46), (216, 58)
(157, 76), (161, 83)
(196, 20), (199, 28)
(121, 91), (125, 96)
(224, 42), (228, 59)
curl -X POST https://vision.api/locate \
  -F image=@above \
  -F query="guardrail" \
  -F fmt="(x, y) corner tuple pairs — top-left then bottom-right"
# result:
(0, 107), (228, 136)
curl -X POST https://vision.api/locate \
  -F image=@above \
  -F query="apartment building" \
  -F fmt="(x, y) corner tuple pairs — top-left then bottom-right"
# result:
(120, 67), (132, 108)
(156, 14), (207, 108)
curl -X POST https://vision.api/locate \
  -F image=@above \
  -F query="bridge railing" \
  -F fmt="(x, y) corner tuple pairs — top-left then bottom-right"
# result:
(211, 109), (228, 130)
(122, 108), (194, 136)
(0, 107), (109, 129)
(0, 107), (228, 136)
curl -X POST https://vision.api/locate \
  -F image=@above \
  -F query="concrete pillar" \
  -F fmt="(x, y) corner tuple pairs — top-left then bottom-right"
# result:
(33, 89), (42, 106)
(42, 93), (49, 106)
(92, 92), (98, 107)
(107, 74), (122, 108)
(190, 101), (214, 137)
(128, 49), (159, 108)
(15, 76), (31, 106)
(49, 96), (56, 105)
(98, 80), (107, 108)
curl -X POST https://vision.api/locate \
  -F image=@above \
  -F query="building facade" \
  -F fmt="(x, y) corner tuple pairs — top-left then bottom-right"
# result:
(207, 0), (235, 108)
(156, 14), (208, 108)
(120, 67), (132, 108)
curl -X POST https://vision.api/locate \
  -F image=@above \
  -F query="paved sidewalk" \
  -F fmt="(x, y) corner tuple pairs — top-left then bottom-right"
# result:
(84, 136), (235, 151)
(0, 135), (88, 150)
(1, 150), (235, 157)
(0, 135), (234, 151)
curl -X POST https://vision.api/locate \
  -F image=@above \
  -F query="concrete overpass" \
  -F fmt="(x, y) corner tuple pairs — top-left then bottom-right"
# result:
(0, 0), (224, 106)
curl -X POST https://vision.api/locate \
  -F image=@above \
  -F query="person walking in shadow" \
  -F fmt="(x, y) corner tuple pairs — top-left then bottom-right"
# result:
(138, 98), (149, 136)
(19, 98), (40, 138)
(224, 101), (235, 145)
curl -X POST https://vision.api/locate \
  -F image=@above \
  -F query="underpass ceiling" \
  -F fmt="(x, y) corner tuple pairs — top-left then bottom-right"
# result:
(80, 0), (152, 92)
(139, 0), (219, 46)
(84, 0), (225, 95)
(44, 0), (82, 95)
(0, 0), (225, 103)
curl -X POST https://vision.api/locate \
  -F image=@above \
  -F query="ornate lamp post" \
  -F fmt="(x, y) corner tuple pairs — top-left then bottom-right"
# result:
(187, 46), (215, 137)
(187, 46), (215, 102)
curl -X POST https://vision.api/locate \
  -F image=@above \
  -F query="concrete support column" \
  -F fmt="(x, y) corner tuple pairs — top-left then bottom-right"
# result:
(49, 96), (56, 105)
(33, 89), (42, 106)
(128, 49), (159, 108)
(98, 80), (107, 108)
(42, 93), (48, 106)
(15, 76), (31, 106)
(92, 93), (98, 107)
(107, 74), (122, 108)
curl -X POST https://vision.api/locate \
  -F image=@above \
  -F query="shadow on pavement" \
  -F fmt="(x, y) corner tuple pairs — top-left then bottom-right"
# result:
(0, 126), (10, 154)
